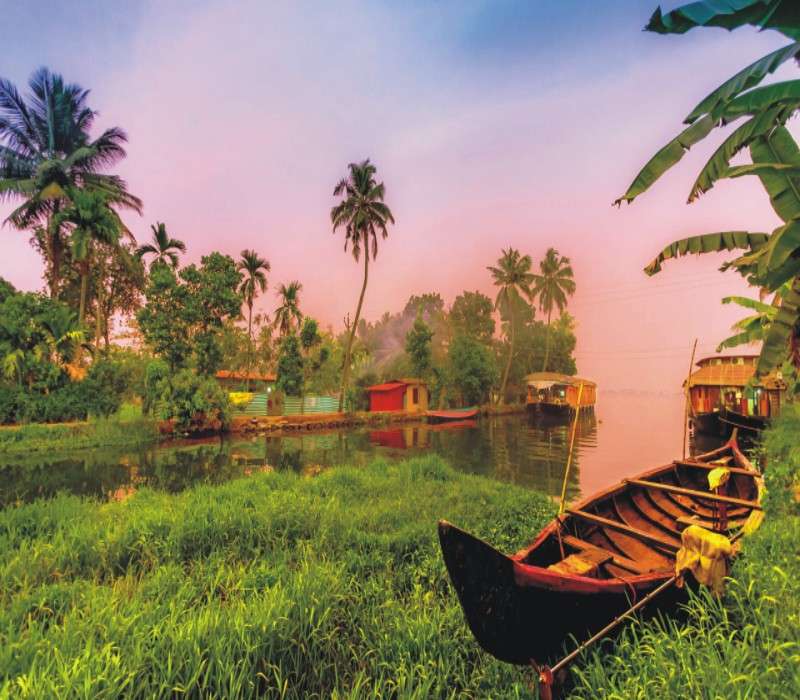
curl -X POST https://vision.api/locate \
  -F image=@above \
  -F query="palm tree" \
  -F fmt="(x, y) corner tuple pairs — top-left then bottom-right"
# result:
(331, 159), (395, 411)
(532, 247), (576, 372)
(52, 189), (125, 326)
(136, 222), (186, 270)
(273, 281), (303, 337)
(488, 248), (535, 404)
(0, 68), (142, 298)
(238, 249), (270, 388)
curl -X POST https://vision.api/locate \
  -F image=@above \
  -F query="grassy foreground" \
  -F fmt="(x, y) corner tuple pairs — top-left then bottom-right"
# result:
(0, 455), (554, 698)
(568, 409), (800, 700)
(0, 415), (157, 455)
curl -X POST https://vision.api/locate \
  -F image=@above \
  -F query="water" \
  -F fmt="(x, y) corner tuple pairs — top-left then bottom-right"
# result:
(0, 392), (718, 509)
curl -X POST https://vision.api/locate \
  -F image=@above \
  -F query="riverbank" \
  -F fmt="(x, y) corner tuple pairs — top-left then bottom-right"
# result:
(0, 417), (159, 455)
(229, 402), (527, 434)
(568, 406), (800, 699)
(0, 455), (553, 697)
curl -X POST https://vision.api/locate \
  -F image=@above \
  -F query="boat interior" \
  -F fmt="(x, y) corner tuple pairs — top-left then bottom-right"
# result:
(517, 444), (762, 580)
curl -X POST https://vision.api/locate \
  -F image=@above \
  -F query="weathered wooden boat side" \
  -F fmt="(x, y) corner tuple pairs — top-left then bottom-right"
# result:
(426, 408), (479, 423)
(438, 438), (762, 666)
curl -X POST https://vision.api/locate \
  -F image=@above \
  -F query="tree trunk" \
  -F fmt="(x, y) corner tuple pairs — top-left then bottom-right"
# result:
(338, 249), (369, 412)
(47, 207), (62, 299)
(246, 299), (253, 392)
(78, 263), (89, 327)
(542, 309), (553, 372)
(498, 308), (515, 405)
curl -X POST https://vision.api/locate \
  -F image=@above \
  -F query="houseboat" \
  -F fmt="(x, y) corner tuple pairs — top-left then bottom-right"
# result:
(525, 373), (596, 417)
(686, 355), (785, 437)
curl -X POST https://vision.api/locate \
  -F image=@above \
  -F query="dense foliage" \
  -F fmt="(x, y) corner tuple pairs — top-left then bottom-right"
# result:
(618, 0), (800, 384)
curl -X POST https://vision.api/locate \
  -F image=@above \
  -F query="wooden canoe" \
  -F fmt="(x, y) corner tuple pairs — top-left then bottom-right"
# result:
(438, 438), (762, 666)
(427, 407), (480, 424)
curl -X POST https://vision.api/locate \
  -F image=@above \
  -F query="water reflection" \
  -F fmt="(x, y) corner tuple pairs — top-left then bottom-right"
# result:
(1, 394), (725, 509)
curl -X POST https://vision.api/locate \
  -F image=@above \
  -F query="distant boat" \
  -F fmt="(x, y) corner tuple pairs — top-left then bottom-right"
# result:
(438, 436), (761, 667)
(525, 373), (596, 417)
(686, 355), (784, 438)
(426, 407), (479, 424)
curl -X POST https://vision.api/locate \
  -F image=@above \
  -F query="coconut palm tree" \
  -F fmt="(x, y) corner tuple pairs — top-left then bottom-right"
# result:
(135, 222), (186, 270)
(237, 249), (270, 388)
(52, 189), (126, 326)
(331, 159), (395, 411)
(0, 68), (142, 298)
(532, 247), (576, 372)
(273, 281), (303, 337)
(488, 248), (535, 403)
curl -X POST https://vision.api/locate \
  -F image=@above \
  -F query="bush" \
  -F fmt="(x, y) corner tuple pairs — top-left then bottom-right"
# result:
(143, 359), (170, 415)
(81, 358), (128, 418)
(0, 385), (19, 424)
(155, 369), (231, 434)
(13, 383), (89, 424)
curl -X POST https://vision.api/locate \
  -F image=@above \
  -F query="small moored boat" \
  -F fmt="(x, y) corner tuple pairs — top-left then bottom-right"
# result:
(426, 407), (479, 424)
(438, 438), (762, 666)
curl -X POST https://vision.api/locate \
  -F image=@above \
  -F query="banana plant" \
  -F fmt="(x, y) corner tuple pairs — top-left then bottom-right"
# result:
(619, 0), (800, 377)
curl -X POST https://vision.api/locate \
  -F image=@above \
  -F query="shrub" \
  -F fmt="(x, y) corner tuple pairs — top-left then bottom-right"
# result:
(143, 359), (170, 415)
(155, 369), (231, 433)
(81, 358), (128, 418)
(0, 385), (19, 424)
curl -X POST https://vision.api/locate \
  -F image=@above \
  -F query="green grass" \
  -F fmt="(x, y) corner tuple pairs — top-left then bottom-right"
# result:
(0, 415), (157, 455)
(567, 408), (800, 700)
(0, 455), (554, 698)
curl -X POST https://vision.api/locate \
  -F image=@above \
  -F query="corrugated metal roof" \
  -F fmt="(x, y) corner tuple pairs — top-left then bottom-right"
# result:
(686, 363), (783, 389)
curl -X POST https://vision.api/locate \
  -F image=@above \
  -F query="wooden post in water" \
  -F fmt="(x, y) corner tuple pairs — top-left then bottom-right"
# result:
(683, 339), (698, 461)
(558, 382), (584, 516)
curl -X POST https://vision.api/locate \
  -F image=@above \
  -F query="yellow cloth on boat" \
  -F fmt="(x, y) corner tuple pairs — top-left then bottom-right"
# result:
(675, 525), (732, 596)
(708, 467), (730, 491)
(741, 509), (765, 536)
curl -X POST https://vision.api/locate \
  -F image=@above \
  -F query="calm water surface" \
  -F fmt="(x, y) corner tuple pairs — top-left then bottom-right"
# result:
(1, 392), (722, 508)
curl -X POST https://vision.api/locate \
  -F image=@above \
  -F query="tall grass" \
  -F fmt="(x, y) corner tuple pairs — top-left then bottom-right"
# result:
(0, 416), (157, 455)
(568, 407), (800, 700)
(0, 455), (553, 698)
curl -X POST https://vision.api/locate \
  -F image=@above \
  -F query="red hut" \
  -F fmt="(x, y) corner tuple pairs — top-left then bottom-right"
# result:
(365, 378), (429, 413)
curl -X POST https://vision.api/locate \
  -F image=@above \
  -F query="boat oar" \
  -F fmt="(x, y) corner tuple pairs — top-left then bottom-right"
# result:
(555, 382), (584, 559)
(535, 574), (680, 700)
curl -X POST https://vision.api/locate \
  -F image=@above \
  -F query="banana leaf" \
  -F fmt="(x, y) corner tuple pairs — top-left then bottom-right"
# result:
(687, 105), (788, 201)
(717, 330), (761, 351)
(756, 276), (800, 375)
(720, 79), (800, 122)
(749, 127), (800, 222)
(766, 219), (800, 270)
(644, 231), (769, 275)
(614, 115), (716, 205)
(646, 1), (800, 40)
(685, 42), (800, 123)
(721, 295), (776, 313)
(726, 162), (800, 179)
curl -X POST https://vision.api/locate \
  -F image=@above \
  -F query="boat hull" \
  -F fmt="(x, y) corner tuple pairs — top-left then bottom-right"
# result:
(719, 408), (768, 437)
(438, 439), (762, 667)
(438, 521), (679, 665)
(690, 411), (723, 436)
(426, 408), (479, 424)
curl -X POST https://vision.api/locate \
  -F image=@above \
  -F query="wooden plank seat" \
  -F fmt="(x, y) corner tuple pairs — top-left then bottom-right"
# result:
(547, 547), (611, 577)
(566, 508), (680, 552)
(561, 535), (650, 575)
(624, 478), (762, 510)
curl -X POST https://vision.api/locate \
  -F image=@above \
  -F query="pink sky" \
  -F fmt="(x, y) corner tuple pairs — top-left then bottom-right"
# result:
(1, 1), (794, 392)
